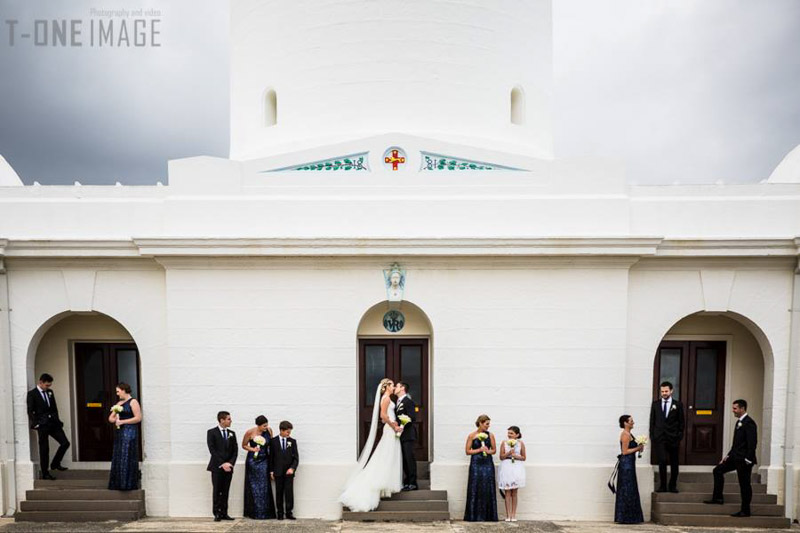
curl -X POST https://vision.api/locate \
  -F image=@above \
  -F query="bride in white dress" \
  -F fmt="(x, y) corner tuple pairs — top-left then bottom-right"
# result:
(339, 378), (403, 512)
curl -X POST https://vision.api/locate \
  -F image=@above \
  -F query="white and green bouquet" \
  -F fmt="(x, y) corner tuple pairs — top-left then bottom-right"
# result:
(476, 432), (489, 456)
(253, 435), (267, 458)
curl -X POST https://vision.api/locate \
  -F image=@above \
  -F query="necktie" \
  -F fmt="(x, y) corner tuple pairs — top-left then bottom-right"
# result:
(223, 429), (228, 441)
(282, 438), (286, 451)
(663, 400), (668, 417)
(42, 391), (50, 407)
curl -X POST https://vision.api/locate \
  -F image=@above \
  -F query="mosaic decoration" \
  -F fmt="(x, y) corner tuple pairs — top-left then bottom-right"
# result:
(420, 152), (522, 171)
(263, 153), (369, 172)
(383, 147), (407, 171)
(383, 310), (405, 333)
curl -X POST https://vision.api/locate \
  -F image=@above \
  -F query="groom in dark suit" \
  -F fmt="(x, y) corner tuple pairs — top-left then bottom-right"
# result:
(269, 420), (299, 520)
(705, 399), (758, 517)
(27, 373), (70, 480)
(207, 411), (237, 521)
(649, 381), (685, 493)
(395, 382), (417, 491)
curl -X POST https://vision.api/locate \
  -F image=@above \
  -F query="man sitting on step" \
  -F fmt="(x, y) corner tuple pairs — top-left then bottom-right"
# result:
(704, 399), (758, 517)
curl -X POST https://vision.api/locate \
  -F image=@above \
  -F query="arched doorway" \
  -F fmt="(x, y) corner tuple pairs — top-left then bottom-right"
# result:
(356, 301), (432, 461)
(652, 312), (766, 466)
(31, 312), (141, 464)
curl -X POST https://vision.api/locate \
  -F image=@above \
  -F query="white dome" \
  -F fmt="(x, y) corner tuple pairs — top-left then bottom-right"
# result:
(767, 144), (800, 183)
(230, 0), (553, 161)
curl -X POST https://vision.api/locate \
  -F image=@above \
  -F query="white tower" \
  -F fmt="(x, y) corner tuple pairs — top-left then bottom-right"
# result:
(229, 0), (553, 162)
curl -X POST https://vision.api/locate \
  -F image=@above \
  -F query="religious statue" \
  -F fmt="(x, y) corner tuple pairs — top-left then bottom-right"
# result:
(383, 264), (406, 302)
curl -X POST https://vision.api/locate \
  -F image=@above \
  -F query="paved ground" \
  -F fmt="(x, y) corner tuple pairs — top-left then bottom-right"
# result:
(0, 518), (798, 533)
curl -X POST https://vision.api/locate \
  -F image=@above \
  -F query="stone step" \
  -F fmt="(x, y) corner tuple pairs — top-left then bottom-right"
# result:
(342, 510), (450, 522)
(20, 499), (144, 512)
(653, 501), (784, 516)
(655, 472), (760, 483)
(34, 478), (108, 489)
(653, 512), (790, 529)
(45, 469), (109, 480)
(15, 510), (142, 522)
(676, 482), (767, 493)
(375, 500), (448, 512)
(415, 480), (431, 490)
(383, 489), (447, 501)
(652, 491), (777, 504)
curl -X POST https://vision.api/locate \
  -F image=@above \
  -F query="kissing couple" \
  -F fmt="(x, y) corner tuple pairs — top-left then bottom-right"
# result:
(339, 378), (418, 512)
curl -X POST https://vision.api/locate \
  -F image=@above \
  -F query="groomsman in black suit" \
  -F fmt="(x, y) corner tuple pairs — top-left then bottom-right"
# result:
(705, 399), (758, 517)
(395, 381), (418, 491)
(206, 411), (237, 521)
(26, 373), (70, 480)
(269, 420), (299, 520)
(649, 381), (685, 493)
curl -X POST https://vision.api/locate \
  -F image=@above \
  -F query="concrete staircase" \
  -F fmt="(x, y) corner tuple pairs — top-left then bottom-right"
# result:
(342, 461), (450, 521)
(651, 471), (789, 528)
(15, 469), (145, 522)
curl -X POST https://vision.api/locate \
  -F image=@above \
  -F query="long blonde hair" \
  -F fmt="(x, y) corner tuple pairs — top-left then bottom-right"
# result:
(379, 378), (393, 395)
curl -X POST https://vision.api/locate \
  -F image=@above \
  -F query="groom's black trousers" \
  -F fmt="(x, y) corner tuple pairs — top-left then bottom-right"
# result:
(401, 440), (417, 487)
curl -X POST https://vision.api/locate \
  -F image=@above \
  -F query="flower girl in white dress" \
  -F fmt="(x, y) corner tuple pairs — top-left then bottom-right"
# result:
(497, 425), (526, 522)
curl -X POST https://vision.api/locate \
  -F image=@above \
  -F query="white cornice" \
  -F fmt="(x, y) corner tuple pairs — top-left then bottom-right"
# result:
(0, 237), (798, 260)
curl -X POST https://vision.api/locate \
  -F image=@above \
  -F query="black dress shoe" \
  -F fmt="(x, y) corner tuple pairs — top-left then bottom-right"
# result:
(286, 514), (296, 520)
(655, 487), (668, 493)
(277, 516), (284, 520)
(731, 511), (751, 517)
(222, 515), (234, 520)
(214, 516), (222, 522)
(401, 485), (412, 492)
(407, 485), (418, 491)
(51, 465), (68, 471)
(669, 488), (679, 493)
(703, 499), (723, 505)
(41, 473), (56, 480)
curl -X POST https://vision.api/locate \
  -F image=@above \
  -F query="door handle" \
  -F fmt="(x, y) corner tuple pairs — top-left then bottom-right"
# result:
(689, 405), (693, 409)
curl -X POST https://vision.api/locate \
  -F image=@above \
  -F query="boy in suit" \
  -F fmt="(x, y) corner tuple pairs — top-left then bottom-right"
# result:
(207, 411), (237, 521)
(269, 420), (299, 520)
(26, 373), (70, 480)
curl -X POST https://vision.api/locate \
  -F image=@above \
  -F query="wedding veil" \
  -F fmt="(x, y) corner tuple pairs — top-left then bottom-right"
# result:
(343, 381), (383, 489)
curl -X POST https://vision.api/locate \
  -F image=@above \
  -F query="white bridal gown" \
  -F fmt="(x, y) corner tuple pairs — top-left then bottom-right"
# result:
(339, 400), (403, 512)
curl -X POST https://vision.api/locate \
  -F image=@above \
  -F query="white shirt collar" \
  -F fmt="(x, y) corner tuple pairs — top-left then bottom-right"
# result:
(219, 426), (229, 434)
(397, 393), (407, 402)
(739, 413), (748, 422)
(37, 386), (47, 394)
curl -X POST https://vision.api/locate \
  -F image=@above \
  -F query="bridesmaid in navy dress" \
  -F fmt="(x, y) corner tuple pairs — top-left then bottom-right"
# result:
(242, 415), (276, 519)
(464, 414), (498, 522)
(108, 382), (141, 490)
(615, 414), (645, 524)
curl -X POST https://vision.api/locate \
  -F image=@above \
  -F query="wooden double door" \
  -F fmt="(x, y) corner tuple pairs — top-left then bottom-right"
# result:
(359, 338), (429, 461)
(652, 341), (726, 465)
(74, 342), (141, 461)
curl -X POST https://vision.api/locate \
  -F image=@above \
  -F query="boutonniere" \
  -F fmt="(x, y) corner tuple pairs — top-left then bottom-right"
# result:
(398, 405), (405, 410)
(287, 441), (292, 447)
(737, 422), (743, 429)
(670, 405), (676, 411)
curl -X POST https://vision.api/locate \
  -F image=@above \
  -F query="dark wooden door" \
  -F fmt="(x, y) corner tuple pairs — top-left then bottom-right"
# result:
(652, 341), (726, 465)
(358, 338), (429, 461)
(74, 343), (141, 461)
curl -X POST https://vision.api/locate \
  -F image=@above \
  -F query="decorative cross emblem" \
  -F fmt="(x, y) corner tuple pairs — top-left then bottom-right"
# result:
(384, 149), (406, 171)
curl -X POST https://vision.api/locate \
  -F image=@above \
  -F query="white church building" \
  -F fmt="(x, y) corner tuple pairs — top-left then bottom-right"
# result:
(1, 0), (800, 523)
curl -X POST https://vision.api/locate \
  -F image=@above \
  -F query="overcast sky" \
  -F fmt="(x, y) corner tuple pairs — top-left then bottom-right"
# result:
(1, 0), (798, 185)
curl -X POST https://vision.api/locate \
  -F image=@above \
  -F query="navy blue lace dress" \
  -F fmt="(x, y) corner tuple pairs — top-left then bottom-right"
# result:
(108, 398), (140, 490)
(614, 437), (644, 524)
(463, 433), (498, 522)
(244, 431), (276, 519)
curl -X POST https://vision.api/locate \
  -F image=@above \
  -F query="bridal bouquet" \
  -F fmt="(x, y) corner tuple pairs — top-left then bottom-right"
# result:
(110, 405), (123, 429)
(397, 415), (412, 438)
(252, 435), (267, 458)
(506, 439), (517, 463)
(634, 435), (648, 458)
(477, 432), (489, 456)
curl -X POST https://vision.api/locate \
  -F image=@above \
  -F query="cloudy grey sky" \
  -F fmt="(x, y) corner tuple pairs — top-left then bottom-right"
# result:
(0, 0), (798, 185)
